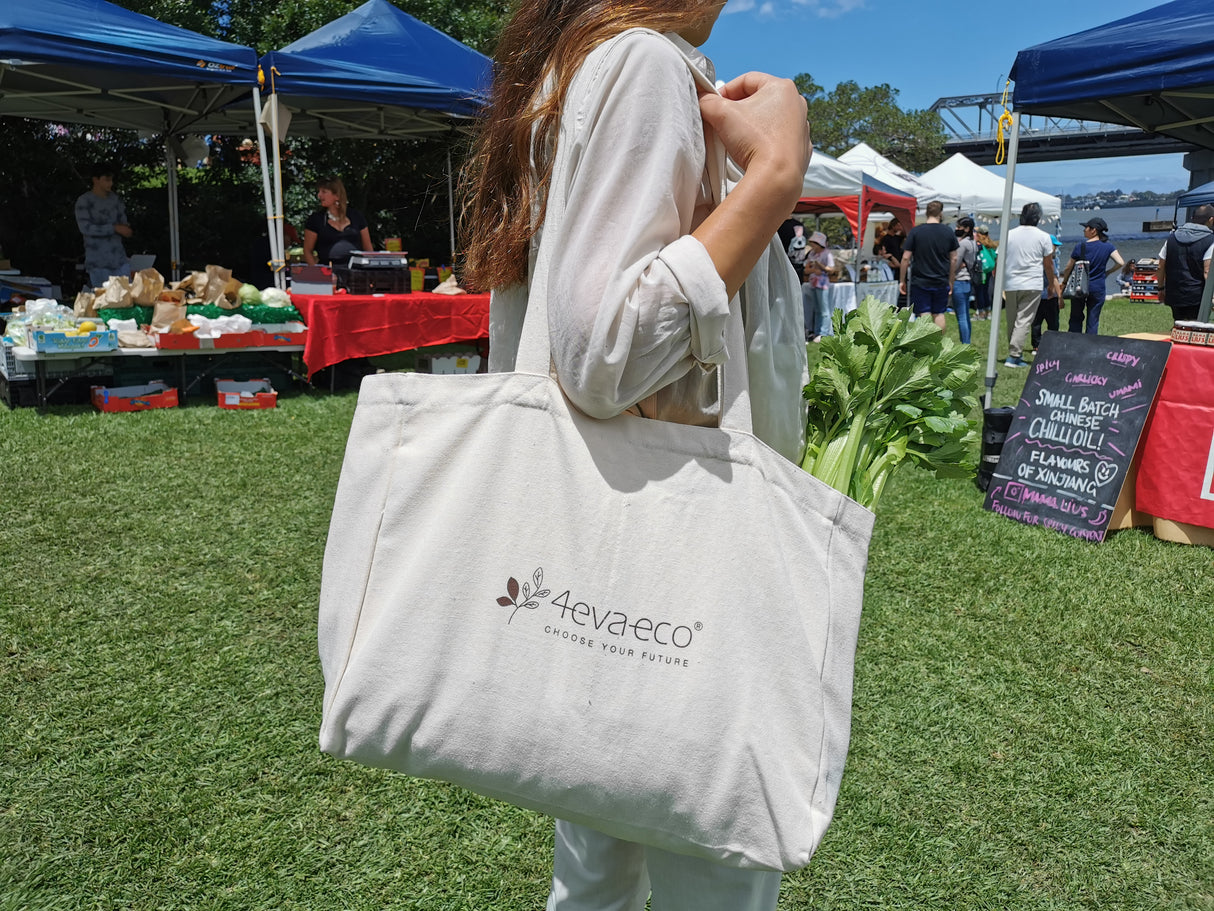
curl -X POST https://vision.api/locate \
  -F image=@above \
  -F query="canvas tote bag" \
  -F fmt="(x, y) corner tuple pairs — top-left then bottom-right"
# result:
(318, 59), (875, 873)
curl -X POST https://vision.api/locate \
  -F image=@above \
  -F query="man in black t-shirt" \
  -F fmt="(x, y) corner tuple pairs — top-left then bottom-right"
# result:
(900, 200), (959, 330)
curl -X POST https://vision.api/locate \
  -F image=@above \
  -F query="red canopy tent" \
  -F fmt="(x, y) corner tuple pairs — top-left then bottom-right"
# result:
(793, 150), (917, 239)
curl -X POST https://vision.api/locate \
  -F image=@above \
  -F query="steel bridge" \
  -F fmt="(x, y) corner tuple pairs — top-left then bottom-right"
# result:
(930, 93), (1199, 164)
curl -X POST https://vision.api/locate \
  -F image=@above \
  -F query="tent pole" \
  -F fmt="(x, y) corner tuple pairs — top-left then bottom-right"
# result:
(984, 111), (1021, 411)
(1199, 256), (1214, 322)
(447, 148), (456, 267)
(252, 89), (282, 289)
(270, 96), (287, 291)
(163, 137), (180, 281)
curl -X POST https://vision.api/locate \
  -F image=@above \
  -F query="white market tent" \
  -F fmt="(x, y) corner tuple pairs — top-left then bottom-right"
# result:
(920, 153), (1061, 225)
(838, 142), (961, 214)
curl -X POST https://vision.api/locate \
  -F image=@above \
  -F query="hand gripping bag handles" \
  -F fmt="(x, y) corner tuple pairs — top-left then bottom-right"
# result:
(317, 45), (875, 873)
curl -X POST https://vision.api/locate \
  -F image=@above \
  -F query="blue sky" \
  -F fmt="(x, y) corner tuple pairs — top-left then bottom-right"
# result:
(699, 0), (1190, 197)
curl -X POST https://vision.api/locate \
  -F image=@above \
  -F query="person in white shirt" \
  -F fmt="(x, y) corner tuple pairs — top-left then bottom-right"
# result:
(460, 1), (812, 908)
(1000, 202), (1061, 367)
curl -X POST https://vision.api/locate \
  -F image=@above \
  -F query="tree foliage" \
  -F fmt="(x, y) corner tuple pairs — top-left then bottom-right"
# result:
(0, 0), (508, 290)
(795, 74), (947, 174)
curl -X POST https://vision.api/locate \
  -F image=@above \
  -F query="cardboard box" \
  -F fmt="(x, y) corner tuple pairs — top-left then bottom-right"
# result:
(211, 331), (263, 349)
(91, 381), (179, 412)
(290, 264), (333, 296)
(257, 321), (307, 346)
(418, 353), (482, 374)
(32, 328), (119, 353)
(216, 377), (277, 410)
(154, 331), (203, 350)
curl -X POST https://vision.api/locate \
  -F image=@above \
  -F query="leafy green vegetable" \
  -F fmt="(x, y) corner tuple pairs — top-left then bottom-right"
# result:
(238, 283), (262, 305)
(800, 296), (981, 509)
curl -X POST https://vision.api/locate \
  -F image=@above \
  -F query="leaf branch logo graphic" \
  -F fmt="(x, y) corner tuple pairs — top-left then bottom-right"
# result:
(496, 568), (550, 624)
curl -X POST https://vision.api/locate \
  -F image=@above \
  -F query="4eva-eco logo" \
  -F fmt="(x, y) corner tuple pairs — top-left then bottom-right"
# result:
(494, 566), (700, 659)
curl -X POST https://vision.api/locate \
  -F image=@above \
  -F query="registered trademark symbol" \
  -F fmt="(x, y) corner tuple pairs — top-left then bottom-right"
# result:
(694, 622), (702, 631)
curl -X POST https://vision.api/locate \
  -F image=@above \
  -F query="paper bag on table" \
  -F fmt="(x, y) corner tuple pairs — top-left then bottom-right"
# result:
(151, 299), (187, 331)
(218, 276), (246, 310)
(117, 329), (154, 348)
(173, 273), (205, 296)
(131, 268), (165, 305)
(200, 265), (233, 307)
(432, 274), (467, 295)
(99, 276), (133, 308)
(73, 290), (98, 318)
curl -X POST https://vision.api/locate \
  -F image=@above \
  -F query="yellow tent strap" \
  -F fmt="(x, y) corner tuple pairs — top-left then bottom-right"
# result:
(995, 80), (1014, 166)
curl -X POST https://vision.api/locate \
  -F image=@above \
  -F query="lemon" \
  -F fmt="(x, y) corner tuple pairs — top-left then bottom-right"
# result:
(78, 320), (97, 333)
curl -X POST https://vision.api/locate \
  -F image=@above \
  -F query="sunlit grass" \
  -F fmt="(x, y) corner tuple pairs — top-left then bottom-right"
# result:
(2, 299), (1209, 909)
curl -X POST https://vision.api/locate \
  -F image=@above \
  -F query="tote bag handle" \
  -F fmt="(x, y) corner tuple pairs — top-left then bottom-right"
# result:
(514, 41), (755, 437)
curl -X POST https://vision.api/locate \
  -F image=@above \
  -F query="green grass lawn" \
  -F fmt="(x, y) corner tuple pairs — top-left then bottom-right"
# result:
(2, 298), (1210, 909)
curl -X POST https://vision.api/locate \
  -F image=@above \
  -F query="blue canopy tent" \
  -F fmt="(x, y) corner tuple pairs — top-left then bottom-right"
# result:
(253, 0), (492, 281)
(0, 0), (260, 279)
(977, 0), (1214, 402)
(1176, 178), (1214, 210)
(1009, 0), (1214, 152)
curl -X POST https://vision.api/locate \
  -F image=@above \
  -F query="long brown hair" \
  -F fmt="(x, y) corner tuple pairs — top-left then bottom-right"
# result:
(317, 176), (348, 220)
(460, 0), (718, 292)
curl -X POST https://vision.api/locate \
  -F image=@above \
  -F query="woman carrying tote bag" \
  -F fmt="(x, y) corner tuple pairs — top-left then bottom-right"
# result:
(459, 3), (811, 907)
(318, 0), (874, 907)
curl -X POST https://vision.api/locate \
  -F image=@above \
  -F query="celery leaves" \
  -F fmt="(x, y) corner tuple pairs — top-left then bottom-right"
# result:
(800, 296), (981, 509)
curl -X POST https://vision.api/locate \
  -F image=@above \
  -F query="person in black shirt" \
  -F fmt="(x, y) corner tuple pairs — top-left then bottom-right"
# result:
(303, 176), (373, 266)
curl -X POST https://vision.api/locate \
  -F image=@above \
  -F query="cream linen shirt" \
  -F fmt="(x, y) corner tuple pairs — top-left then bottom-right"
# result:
(488, 29), (808, 463)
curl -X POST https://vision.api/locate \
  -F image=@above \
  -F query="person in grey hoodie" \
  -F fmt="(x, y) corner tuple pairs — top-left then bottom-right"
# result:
(1156, 204), (1214, 321)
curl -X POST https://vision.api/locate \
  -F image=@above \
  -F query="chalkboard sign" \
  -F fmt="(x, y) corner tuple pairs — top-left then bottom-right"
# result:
(983, 332), (1171, 541)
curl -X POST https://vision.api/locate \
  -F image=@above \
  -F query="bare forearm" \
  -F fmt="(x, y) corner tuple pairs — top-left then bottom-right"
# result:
(693, 164), (803, 298)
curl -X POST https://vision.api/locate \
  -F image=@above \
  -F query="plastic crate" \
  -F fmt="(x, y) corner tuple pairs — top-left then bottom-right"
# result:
(348, 269), (411, 295)
(91, 381), (179, 412)
(216, 377), (277, 409)
(1, 339), (114, 381)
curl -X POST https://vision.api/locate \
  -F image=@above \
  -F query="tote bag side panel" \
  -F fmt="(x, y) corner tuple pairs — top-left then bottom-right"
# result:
(317, 382), (408, 723)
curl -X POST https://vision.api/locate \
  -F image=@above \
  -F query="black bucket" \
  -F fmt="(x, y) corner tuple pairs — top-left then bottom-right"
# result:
(976, 406), (1015, 492)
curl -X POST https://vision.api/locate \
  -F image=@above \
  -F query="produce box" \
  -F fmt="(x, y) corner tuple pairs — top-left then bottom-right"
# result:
(91, 381), (179, 413)
(418, 352), (482, 374)
(211, 331), (264, 349)
(32, 327), (118, 353)
(154, 331), (203, 350)
(216, 378), (277, 410)
(257, 322), (307, 346)
(290, 264), (334, 295)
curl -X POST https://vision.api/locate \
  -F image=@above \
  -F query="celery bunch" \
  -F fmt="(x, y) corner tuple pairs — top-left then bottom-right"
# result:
(800, 296), (981, 510)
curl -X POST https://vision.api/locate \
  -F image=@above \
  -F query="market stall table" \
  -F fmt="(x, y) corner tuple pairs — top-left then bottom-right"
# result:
(856, 280), (899, 309)
(9, 342), (305, 410)
(291, 290), (490, 377)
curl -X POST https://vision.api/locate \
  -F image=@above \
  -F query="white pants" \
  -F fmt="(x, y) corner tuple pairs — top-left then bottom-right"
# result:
(545, 820), (782, 911)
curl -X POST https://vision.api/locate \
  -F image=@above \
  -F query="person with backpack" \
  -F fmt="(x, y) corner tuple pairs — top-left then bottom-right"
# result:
(972, 226), (997, 320)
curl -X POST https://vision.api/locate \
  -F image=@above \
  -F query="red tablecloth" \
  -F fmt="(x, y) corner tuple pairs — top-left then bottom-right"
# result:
(292, 291), (490, 376)
(1136, 342), (1214, 530)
